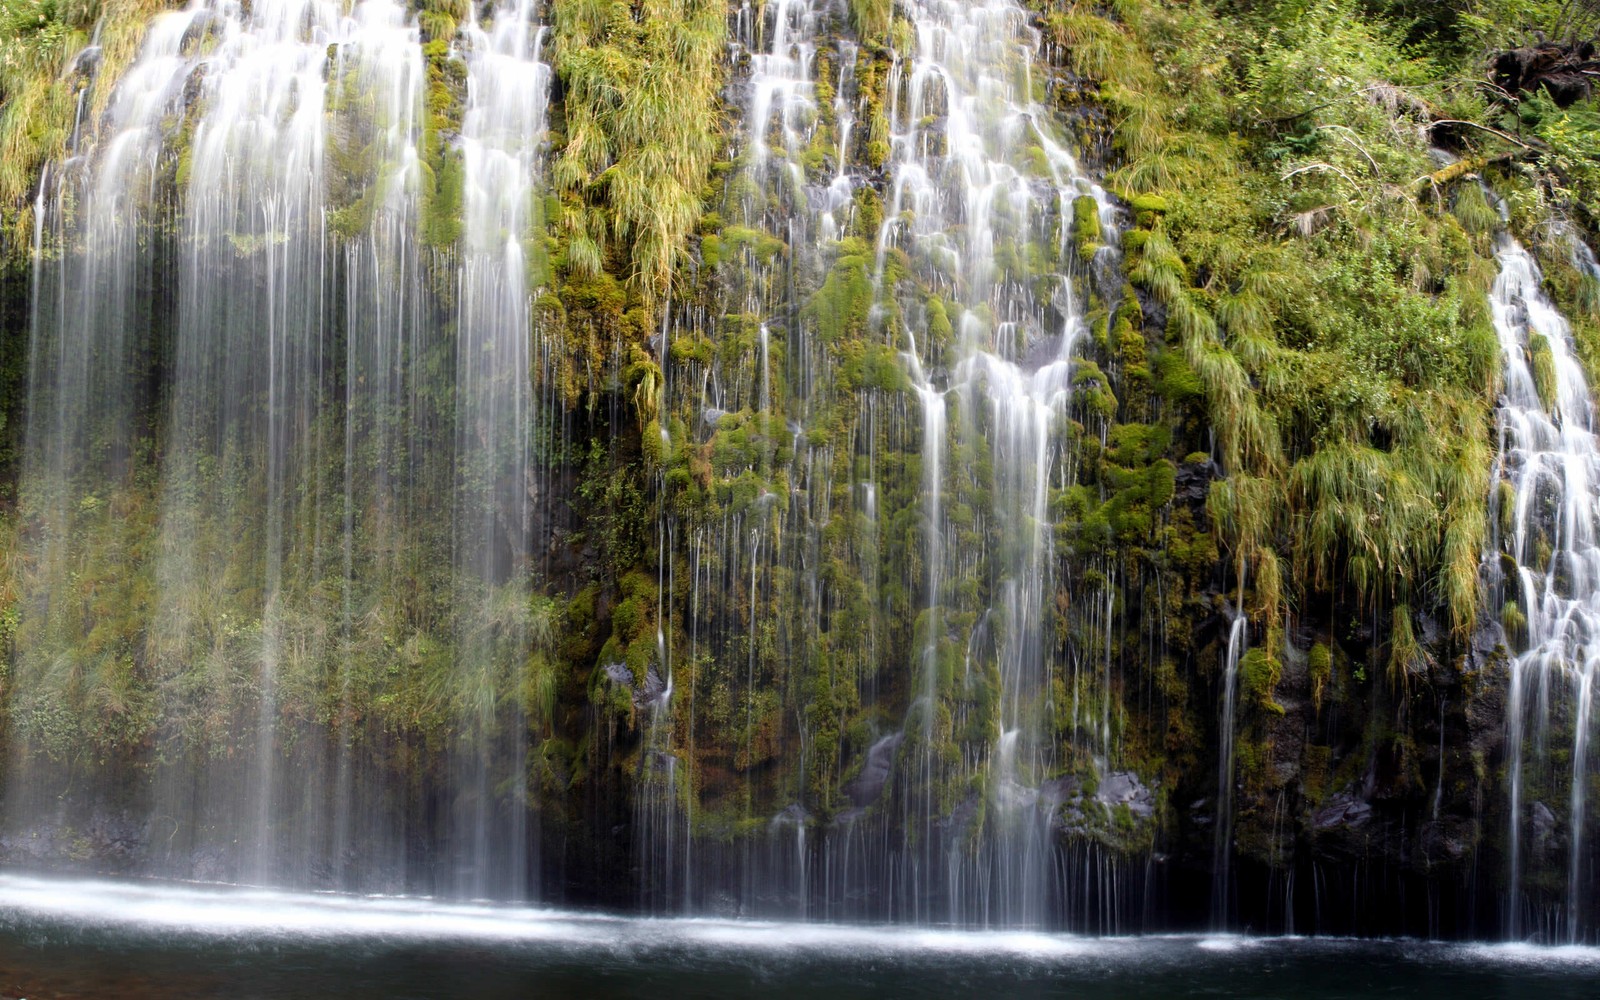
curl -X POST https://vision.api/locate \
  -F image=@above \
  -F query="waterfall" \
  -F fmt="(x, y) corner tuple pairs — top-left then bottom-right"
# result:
(1, 0), (1245, 929)
(325, 0), (432, 888)
(642, 0), (845, 913)
(880, 0), (1113, 927)
(1212, 610), (1246, 928)
(452, 0), (549, 902)
(9, 0), (1600, 942)
(136, 0), (338, 882)
(15, 5), (202, 739)
(1488, 230), (1600, 943)
(641, 0), (1135, 926)
(741, 0), (821, 209)
(9, 0), (549, 894)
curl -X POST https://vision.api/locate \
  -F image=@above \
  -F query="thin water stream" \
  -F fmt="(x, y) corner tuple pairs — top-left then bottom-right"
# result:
(1487, 230), (1600, 943)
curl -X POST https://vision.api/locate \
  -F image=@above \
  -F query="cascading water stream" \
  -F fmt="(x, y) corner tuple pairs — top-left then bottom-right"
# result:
(327, 0), (430, 885)
(741, 0), (820, 209)
(645, 0), (1129, 927)
(17, 3), (205, 688)
(452, 0), (550, 902)
(879, 0), (1114, 927)
(1487, 228), (1600, 943)
(11, 0), (549, 895)
(1212, 609), (1246, 928)
(642, 0), (849, 914)
(142, 0), (334, 882)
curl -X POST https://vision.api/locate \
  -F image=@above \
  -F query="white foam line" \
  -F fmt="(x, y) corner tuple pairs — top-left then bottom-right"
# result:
(1196, 936), (1257, 952)
(8, 874), (1598, 966)
(0, 873), (1105, 959)
(1457, 942), (1600, 967)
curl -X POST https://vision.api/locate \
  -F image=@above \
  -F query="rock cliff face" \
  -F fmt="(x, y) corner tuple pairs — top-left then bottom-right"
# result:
(0, 0), (1599, 940)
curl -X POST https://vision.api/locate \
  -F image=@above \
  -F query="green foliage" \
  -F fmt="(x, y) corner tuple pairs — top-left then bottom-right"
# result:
(550, 0), (726, 310)
(0, 0), (79, 219)
(0, 0), (176, 244)
(849, 0), (891, 42)
(805, 242), (876, 343)
(1094, 0), (1502, 638)
(576, 436), (650, 579)
(1387, 603), (1427, 693)
(1519, 92), (1600, 220)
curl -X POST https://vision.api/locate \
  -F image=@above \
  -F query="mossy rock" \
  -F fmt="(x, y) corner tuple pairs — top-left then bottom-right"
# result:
(1129, 194), (1167, 228)
(1072, 195), (1103, 264)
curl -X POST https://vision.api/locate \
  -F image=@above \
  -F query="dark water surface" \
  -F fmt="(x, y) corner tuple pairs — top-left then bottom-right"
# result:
(0, 873), (1596, 999)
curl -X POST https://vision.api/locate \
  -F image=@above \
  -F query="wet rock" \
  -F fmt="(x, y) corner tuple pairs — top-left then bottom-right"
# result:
(771, 803), (808, 827)
(1174, 458), (1216, 507)
(1471, 616), (1508, 664)
(845, 733), (903, 808)
(602, 661), (634, 690)
(1053, 771), (1157, 849)
(1039, 775), (1082, 804)
(640, 663), (668, 706)
(1314, 791), (1372, 830)
(941, 793), (982, 840)
(1419, 817), (1473, 861)
(1097, 771), (1156, 819)
(0, 811), (148, 873)
(189, 846), (232, 883)
(1018, 328), (1066, 373)
(602, 661), (671, 714)
(1418, 609), (1446, 650)
(832, 806), (866, 826)
(68, 44), (103, 77)
(1135, 284), (1168, 347)
(1527, 799), (1563, 865)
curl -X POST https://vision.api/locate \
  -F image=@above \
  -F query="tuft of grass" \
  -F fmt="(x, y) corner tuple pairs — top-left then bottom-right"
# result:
(0, 0), (177, 245)
(549, 0), (726, 312)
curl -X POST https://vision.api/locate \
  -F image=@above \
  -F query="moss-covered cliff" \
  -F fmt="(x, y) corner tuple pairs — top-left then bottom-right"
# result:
(1, 0), (1599, 938)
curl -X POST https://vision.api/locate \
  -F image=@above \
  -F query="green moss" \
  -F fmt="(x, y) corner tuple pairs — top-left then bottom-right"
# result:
(719, 225), (788, 265)
(926, 296), (954, 350)
(1309, 641), (1332, 712)
(1240, 648), (1283, 715)
(419, 33), (467, 251)
(1156, 350), (1204, 403)
(853, 187), (884, 240)
(1072, 361), (1120, 422)
(806, 247), (876, 343)
(839, 341), (909, 393)
(1072, 195), (1103, 264)
(1529, 332), (1558, 411)
(1129, 193), (1168, 217)
(700, 233), (724, 268)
